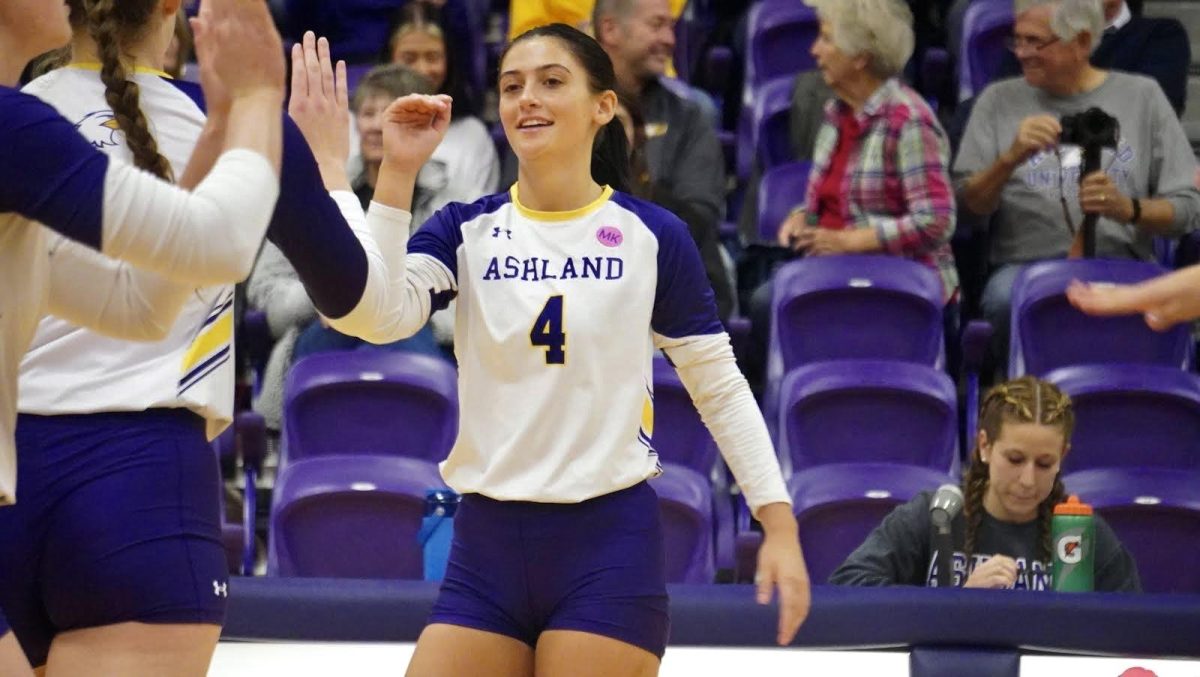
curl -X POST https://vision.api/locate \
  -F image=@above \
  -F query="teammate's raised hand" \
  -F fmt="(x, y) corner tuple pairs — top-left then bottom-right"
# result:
(201, 0), (285, 101)
(381, 94), (452, 176)
(288, 31), (351, 189)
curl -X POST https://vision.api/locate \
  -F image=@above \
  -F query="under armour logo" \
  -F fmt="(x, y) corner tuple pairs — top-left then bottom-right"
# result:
(492, 226), (512, 239)
(213, 580), (228, 597)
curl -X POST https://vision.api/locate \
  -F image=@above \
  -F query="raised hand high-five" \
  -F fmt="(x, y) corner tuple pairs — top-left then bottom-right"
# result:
(194, 0), (286, 175)
(288, 31), (351, 191)
(373, 94), (452, 211)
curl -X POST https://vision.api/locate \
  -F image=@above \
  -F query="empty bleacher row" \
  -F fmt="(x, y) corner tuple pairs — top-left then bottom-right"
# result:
(220, 254), (1200, 595)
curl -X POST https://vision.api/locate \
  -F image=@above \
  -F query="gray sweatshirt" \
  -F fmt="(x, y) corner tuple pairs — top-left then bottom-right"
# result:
(829, 491), (1141, 592)
(953, 71), (1200, 265)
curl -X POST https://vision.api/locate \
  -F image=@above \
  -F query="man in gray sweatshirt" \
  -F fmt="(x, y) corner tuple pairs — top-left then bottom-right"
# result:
(953, 0), (1200, 364)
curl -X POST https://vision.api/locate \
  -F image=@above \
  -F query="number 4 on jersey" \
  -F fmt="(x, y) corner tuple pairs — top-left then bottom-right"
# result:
(530, 295), (566, 364)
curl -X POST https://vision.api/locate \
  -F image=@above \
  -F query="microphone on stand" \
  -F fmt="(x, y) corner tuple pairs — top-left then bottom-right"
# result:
(930, 484), (964, 588)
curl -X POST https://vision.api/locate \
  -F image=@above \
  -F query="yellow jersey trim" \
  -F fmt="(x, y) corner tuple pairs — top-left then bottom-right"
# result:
(67, 62), (174, 79)
(510, 184), (613, 222)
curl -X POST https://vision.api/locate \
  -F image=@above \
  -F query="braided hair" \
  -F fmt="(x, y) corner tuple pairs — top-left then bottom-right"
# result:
(70, 0), (175, 182)
(962, 376), (1074, 567)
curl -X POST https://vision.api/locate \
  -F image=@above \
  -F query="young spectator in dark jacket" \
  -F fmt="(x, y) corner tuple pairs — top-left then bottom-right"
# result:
(832, 377), (1140, 592)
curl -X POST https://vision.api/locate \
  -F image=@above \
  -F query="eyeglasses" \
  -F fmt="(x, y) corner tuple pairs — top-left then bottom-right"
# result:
(1004, 34), (1061, 53)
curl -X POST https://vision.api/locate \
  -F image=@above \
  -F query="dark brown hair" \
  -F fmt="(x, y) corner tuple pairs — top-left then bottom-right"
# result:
(501, 23), (631, 193)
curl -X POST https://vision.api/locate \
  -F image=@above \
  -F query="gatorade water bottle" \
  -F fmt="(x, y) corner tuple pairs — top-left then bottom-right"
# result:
(417, 488), (460, 581)
(1052, 495), (1095, 592)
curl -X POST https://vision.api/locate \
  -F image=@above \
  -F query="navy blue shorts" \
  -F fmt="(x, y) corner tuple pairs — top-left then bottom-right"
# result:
(0, 410), (227, 666)
(428, 481), (670, 658)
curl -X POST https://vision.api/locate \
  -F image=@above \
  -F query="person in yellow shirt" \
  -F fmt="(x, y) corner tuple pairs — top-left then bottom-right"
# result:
(509, 0), (686, 42)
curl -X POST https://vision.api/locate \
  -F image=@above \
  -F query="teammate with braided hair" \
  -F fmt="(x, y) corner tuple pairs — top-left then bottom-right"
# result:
(830, 376), (1140, 591)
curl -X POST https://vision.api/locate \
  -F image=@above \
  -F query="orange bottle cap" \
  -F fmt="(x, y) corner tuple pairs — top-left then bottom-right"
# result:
(1054, 495), (1093, 516)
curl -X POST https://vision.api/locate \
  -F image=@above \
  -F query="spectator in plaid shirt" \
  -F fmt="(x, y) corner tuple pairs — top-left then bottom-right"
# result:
(776, 0), (958, 302)
(743, 0), (959, 394)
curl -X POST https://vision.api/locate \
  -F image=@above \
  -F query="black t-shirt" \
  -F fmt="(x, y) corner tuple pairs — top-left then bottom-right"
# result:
(829, 491), (1141, 592)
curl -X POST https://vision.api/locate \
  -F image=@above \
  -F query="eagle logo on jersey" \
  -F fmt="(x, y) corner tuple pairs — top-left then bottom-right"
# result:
(74, 110), (123, 149)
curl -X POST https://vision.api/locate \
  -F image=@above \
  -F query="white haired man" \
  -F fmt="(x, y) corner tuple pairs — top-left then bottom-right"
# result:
(954, 0), (1200, 368)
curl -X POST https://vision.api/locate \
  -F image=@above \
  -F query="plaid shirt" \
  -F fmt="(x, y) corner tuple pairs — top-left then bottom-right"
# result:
(804, 78), (959, 301)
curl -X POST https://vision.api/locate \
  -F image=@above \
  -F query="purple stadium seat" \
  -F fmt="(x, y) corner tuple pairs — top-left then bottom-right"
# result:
(764, 256), (947, 447)
(650, 466), (716, 583)
(958, 0), (1014, 102)
(1044, 365), (1200, 473)
(268, 455), (446, 578)
(744, 1), (819, 94)
(768, 255), (945, 373)
(213, 411), (267, 575)
(790, 462), (954, 584)
(1065, 468), (1200, 594)
(282, 351), (458, 467)
(652, 355), (717, 474)
(752, 76), (797, 173)
(652, 355), (735, 573)
(1009, 259), (1192, 377)
(736, 75), (794, 180)
(778, 360), (959, 476)
(756, 161), (812, 243)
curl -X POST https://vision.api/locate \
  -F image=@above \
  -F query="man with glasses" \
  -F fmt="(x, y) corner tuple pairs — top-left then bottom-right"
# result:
(953, 0), (1200, 374)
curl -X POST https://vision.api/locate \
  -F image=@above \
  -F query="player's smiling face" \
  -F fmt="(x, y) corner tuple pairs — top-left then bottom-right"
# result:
(498, 37), (613, 164)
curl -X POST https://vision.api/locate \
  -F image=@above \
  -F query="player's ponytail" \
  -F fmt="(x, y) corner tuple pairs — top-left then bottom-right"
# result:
(591, 116), (631, 194)
(78, 0), (175, 182)
(503, 23), (631, 193)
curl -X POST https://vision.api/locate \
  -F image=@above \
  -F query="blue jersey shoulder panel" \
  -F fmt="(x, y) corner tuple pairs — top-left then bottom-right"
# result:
(409, 190), (511, 279)
(609, 191), (723, 338)
(0, 86), (107, 249)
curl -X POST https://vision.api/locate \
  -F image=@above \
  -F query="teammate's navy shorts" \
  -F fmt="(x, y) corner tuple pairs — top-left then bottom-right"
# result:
(0, 409), (227, 666)
(428, 481), (671, 658)
(0, 605), (9, 638)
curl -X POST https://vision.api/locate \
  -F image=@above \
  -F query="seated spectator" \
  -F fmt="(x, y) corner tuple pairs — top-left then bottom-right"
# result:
(248, 64), (447, 433)
(954, 0), (1200, 368)
(744, 0), (959, 393)
(386, 2), (500, 227)
(351, 64), (436, 211)
(954, 0), (1189, 118)
(594, 0), (736, 321)
(830, 376), (1140, 592)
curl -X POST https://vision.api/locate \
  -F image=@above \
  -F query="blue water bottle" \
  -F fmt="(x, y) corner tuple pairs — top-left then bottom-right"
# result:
(417, 488), (459, 581)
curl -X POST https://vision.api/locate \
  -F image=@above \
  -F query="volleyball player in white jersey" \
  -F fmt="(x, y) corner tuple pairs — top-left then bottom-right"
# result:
(330, 24), (811, 676)
(0, 2), (403, 674)
(0, 1), (287, 673)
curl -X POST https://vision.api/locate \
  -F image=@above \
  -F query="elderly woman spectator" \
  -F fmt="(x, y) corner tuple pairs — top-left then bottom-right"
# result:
(744, 0), (959, 393)
(777, 0), (958, 300)
(954, 0), (1200, 366)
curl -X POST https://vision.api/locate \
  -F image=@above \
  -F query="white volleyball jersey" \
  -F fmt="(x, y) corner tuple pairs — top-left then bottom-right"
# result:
(333, 186), (790, 510)
(0, 83), (278, 505)
(18, 67), (233, 435)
